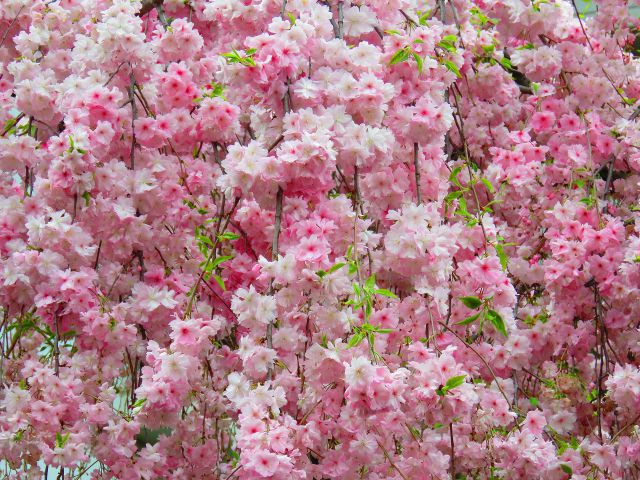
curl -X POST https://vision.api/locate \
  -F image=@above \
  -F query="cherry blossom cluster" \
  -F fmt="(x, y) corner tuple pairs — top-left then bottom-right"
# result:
(1, 0), (640, 478)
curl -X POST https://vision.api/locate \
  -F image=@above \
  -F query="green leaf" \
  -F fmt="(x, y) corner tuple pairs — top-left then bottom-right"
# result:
(560, 464), (573, 476)
(212, 274), (226, 291)
(384, 30), (403, 36)
(389, 47), (411, 65)
(316, 270), (327, 279)
(494, 244), (508, 271)
(412, 52), (424, 74)
(365, 274), (376, 290)
(286, 12), (296, 26)
(460, 296), (482, 309)
(457, 312), (481, 326)
(81, 191), (91, 206)
(442, 59), (461, 78)
(445, 374), (466, 390)
(328, 262), (346, 274)
(498, 57), (512, 70)
(448, 166), (463, 187)
(55, 431), (70, 448)
(444, 190), (464, 204)
(418, 11), (431, 25)
(442, 34), (457, 45)
(197, 235), (215, 248)
(135, 426), (172, 450)
(211, 255), (233, 269)
(132, 398), (147, 409)
(217, 232), (240, 241)
(348, 262), (358, 275)
(374, 288), (398, 299)
(347, 331), (365, 348)
(529, 396), (539, 408)
(479, 177), (495, 193)
(487, 309), (508, 337)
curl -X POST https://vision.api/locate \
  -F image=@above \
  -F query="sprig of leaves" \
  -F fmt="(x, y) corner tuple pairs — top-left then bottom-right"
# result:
(456, 295), (508, 337)
(220, 48), (257, 67)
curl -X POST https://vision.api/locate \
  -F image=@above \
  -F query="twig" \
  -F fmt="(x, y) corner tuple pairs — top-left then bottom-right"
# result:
(569, 0), (594, 51)
(271, 187), (284, 263)
(438, 0), (446, 23)
(127, 70), (138, 170)
(155, 2), (170, 29)
(399, 9), (418, 27)
(439, 322), (513, 409)
(138, 0), (163, 17)
(449, 423), (455, 479)
(267, 134), (284, 152)
(602, 156), (614, 214)
(103, 61), (127, 87)
(371, 427), (409, 480)
(94, 240), (102, 270)
(53, 311), (60, 376)
(0, 5), (25, 50)
(266, 186), (284, 358)
(337, 1), (344, 39)
(413, 142), (422, 205)
(610, 413), (640, 443)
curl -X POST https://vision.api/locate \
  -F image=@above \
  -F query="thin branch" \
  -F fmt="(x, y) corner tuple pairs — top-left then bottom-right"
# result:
(610, 412), (640, 443)
(0, 5), (25, 50)
(137, 0), (163, 17)
(399, 9), (418, 27)
(127, 70), (138, 170)
(53, 311), (60, 376)
(449, 423), (455, 480)
(439, 322), (513, 410)
(103, 61), (127, 87)
(337, 1), (344, 39)
(413, 142), (422, 205)
(271, 187), (284, 263)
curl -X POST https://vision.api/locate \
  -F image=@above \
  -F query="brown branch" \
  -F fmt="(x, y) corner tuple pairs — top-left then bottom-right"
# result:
(0, 5), (25, 50)
(138, 0), (163, 17)
(413, 142), (422, 205)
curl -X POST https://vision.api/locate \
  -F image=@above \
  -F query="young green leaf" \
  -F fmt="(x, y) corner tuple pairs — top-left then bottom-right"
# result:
(347, 331), (365, 348)
(211, 255), (233, 269)
(494, 244), (508, 271)
(374, 288), (398, 299)
(560, 464), (573, 476)
(217, 232), (240, 241)
(479, 177), (495, 193)
(487, 309), (508, 337)
(442, 59), (461, 78)
(448, 166), (463, 187)
(389, 47), (410, 65)
(460, 296), (482, 309)
(412, 52), (424, 74)
(456, 312), (481, 326)
(328, 262), (346, 274)
(365, 274), (376, 290)
(445, 374), (466, 390)
(212, 274), (226, 291)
